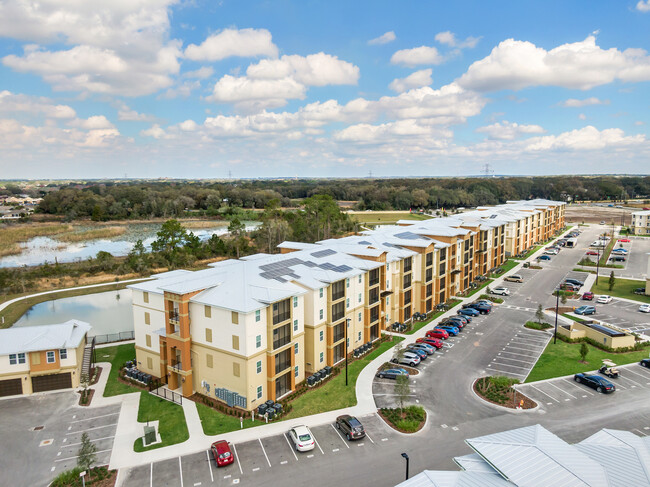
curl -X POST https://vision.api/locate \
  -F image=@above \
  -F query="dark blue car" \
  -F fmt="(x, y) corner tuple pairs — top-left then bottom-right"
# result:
(436, 325), (459, 336)
(458, 308), (480, 317)
(376, 368), (409, 380)
(574, 373), (615, 393)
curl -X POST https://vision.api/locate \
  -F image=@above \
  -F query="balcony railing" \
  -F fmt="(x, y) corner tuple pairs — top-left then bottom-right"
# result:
(275, 359), (291, 375)
(170, 359), (183, 372)
(169, 311), (180, 324)
(333, 332), (345, 342)
(272, 335), (291, 350)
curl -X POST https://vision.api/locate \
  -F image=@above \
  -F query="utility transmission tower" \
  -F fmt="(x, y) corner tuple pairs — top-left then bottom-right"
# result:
(481, 163), (494, 178)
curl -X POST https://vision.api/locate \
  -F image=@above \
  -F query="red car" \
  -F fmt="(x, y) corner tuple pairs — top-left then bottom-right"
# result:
(211, 440), (234, 467)
(416, 337), (443, 349)
(426, 329), (449, 340)
(618, 238), (631, 243)
(582, 292), (594, 300)
(585, 250), (598, 256)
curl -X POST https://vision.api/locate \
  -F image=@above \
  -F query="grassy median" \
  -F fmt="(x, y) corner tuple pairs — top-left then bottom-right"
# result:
(133, 392), (189, 452)
(590, 277), (650, 304)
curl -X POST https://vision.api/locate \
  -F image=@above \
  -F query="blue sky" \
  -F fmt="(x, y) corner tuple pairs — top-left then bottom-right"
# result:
(1, 0), (649, 179)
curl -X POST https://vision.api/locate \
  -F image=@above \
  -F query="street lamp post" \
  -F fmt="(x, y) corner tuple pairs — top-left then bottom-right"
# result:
(345, 318), (350, 386)
(401, 453), (410, 480)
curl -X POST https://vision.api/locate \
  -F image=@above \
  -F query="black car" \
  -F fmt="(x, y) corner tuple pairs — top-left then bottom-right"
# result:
(574, 373), (615, 393)
(335, 415), (366, 440)
(441, 319), (465, 329)
(634, 288), (647, 295)
(466, 302), (491, 314)
(564, 278), (584, 287)
(640, 358), (650, 368)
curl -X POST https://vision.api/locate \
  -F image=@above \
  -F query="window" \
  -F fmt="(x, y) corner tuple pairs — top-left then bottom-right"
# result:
(275, 349), (291, 374)
(256, 335), (262, 348)
(319, 288), (324, 298)
(331, 280), (345, 300)
(272, 299), (291, 324)
(319, 309), (324, 320)
(426, 252), (433, 267)
(232, 335), (240, 350)
(59, 349), (67, 360)
(346, 338), (350, 348)
(386, 296), (390, 306)
(358, 312), (362, 321)
(46, 351), (55, 364)
(346, 298), (350, 308)
(386, 262), (390, 271)
(144, 312), (150, 325)
(404, 290), (412, 305)
(370, 306), (379, 323)
(425, 268), (433, 282)
(231, 311), (239, 324)
(293, 319), (298, 332)
(403, 274), (411, 289)
(233, 363), (240, 377)
(346, 278), (350, 288)
(255, 310), (261, 322)
(320, 352), (324, 363)
(147, 357), (153, 369)
(358, 275), (362, 284)
(204, 305), (211, 318)
(358, 293), (362, 303)
(295, 366), (299, 378)
(426, 283), (433, 297)
(439, 262), (446, 275)
(145, 334), (152, 347)
(404, 257), (412, 273)
(358, 332), (362, 341)
(319, 330), (324, 342)
(205, 328), (212, 343)
(294, 343), (299, 355)
(387, 280), (390, 289)
(369, 287), (379, 305)
(293, 296), (298, 308)
(9, 353), (25, 365)
(206, 354), (213, 368)
(143, 291), (149, 303)
(256, 360), (262, 374)
(257, 386), (263, 399)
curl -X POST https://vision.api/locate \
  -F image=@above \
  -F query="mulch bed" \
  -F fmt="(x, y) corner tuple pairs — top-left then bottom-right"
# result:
(78, 388), (95, 406)
(377, 408), (426, 433)
(473, 380), (537, 410)
(90, 366), (103, 385)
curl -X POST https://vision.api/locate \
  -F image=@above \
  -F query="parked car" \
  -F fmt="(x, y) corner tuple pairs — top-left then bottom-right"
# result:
(634, 288), (647, 295)
(582, 292), (594, 301)
(448, 315), (470, 324)
(544, 249), (558, 255)
(466, 302), (491, 314)
(458, 307), (480, 317)
(538, 255), (551, 261)
(590, 240), (607, 247)
(335, 415), (366, 440)
(561, 282), (580, 291)
(565, 278), (584, 287)
(474, 299), (494, 308)
(409, 343), (436, 355)
(288, 425), (315, 452)
(426, 329), (449, 340)
(597, 295), (613, 304)
(441, 319), (465, 329)
(416, 337), (443, 349)
(609, 255), (626, 262)
(575, 305), (596, 315)
(391, 351), (421, 367)
(611, 248), (628, 253)
(211, 440), (234, 467)
(640, 358), (650, 368)
(504, 274), (524, 283)
(639, 304), (650, 313)
(376, 368), (409, 380)
(435, 325), (459, 336)
(491, 286), (510, 295)
(405, 347), (428, 360)
(618, 238), (631, 243)
(585, 250), (599, 256)
(573, 373), (615, 394)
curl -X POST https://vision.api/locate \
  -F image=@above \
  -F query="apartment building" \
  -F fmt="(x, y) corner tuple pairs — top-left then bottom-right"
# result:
(130, 198), (564, 410)
(0, 320), (91, 397)
(630, 210), (650, 235)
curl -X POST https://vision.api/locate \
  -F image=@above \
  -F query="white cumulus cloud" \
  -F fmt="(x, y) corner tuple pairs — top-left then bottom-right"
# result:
(525, 126), (645, 151)
(476, 120), (545, 140)
(637, 1), (650, 12)
(246, 53), (359, 86)
(0, 90), (76, 119)
(390, 46), (442, 67)
(184, 28), (278, 61)
(458, 36), (650, 92)
(561, 97), (610, 107)
(389, 69), (433, 93)
(435, 31), (480, 49)
(368, 31), (396, 45)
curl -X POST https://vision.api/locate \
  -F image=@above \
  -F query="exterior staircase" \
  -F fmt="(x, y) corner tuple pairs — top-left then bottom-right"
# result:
(80, 339), (95, 384)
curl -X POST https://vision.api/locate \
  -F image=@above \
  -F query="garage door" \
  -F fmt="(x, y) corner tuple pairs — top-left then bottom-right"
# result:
(32, 373), (72, 393)
(0, 378), (23, 397)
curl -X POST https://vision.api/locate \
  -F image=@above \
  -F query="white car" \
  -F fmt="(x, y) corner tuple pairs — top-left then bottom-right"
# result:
(492, 287), (510, 296)
(288, 425), (315, 452)
(392, 351), (421, 367)
(639, 304), (650, 313)
(544, 249), (558, 255)
(597, 295), (613, 304)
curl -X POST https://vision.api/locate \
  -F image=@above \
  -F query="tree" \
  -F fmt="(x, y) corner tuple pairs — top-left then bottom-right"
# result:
(77, 432), (97, 471)
(579, 342), (589, 362)
(608, 271), (616, 291)
(151, 219), (190, 267)
(394, 374), (410, 412)
(125, 239), (150, 274)
(228, 218), (247, 258)
(535, 304), (545, 324)
(560, 292), (567, 305)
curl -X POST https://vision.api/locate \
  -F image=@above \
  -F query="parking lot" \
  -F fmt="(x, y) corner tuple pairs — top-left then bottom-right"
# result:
(120, 413), (394, 487)
(486, 327), (551, 380)
(516, 362), (650, 410)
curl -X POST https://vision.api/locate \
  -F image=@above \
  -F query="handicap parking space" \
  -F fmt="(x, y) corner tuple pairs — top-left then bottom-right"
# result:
(516, 362), (650, 410)
(486, 328), (551, 380)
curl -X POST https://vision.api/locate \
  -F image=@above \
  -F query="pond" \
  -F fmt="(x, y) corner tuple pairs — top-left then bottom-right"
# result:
(0, 221), (260, 268)
(12, 289), (133, 338)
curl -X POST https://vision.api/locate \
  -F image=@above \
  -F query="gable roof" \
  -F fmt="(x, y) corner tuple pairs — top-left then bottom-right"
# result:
(0, 320), (91, 356)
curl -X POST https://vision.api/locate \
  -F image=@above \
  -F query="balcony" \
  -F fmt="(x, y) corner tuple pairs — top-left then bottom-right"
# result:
(272, 335), (291, 350)
(333, 331), (345, 342)
(169, 311), (180, 324)
(170, 359), (183, 372)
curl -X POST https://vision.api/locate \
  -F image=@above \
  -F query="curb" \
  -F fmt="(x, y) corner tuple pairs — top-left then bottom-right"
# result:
(470, 377), (539, 414)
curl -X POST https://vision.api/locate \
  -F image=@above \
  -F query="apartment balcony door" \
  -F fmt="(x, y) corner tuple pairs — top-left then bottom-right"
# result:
(275, 371), (291, 399)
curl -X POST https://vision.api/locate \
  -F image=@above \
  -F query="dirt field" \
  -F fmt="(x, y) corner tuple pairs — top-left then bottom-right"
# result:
(565, 205), (634, 225)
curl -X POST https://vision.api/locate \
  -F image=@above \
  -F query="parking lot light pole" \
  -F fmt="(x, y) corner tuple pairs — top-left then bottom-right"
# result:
(596, 246), (600, 285)
(345, 318), (350, 386)
(401, 453), (410, 480)
(554, 286), (560, 345)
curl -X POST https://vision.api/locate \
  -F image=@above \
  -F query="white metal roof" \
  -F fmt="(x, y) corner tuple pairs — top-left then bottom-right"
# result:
(395, 471), (514, 487)
(0, 320), (91, 356)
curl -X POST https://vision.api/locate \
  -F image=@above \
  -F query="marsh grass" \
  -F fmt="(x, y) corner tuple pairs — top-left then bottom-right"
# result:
(56, 227), (126, 242)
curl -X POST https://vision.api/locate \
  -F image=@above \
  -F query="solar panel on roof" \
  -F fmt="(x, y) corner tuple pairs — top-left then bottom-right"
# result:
(319, 262), (336, 270)
(395, 232), (422, 240)
(311, 249), (336, 258)
(359, 240), (371, 245)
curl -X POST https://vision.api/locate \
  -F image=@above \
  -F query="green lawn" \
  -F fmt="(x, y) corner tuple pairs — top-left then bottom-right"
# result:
(464, 279), (494, 297)
(197, 403), (261, 436)
(489, 259), (519, 276)
(405, 299), (461, 335)
(591, 278), (650, 304)
(97, 343), (139, 397)
(510, 245), (542, 261)
(526, 339), (650, 383)
(133, 392), (189, 452)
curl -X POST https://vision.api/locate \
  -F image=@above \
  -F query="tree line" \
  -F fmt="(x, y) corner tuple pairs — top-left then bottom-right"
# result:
(30, 176), (650, 221)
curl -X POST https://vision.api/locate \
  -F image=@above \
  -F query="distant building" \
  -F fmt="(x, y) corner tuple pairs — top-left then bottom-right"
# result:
(630, 210), (650, 235)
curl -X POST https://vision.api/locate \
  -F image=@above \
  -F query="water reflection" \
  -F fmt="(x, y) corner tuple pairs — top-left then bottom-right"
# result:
(13, 289), (134, 337)
(0, 221), (260, 267)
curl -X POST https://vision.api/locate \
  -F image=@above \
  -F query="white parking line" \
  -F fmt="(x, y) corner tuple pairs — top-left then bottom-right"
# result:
(562, 378), (594, 395)
(65, 423), (117, 435)
(547, 381), (577, 399)
(486, 367), (526, 377)
(499, 350), (540, 359)
(365, 432), (375, 444)
(63, 435), (115, 448)
(312, 433), (325, 455)
(283, 434), (299, 461)
(330, 424), (350, 448)
(635, 429), (647, 436)
(179, 456), (184, 487)
(507, 345), (545, 353)
(623, 366), (650, 382)
(206, 450), (214, 483)
(258, 439), (272, 467)
(150, 462), (153, 487)
(69, 412), (119, 423)
(491, 361), (530, 370)
(55, 448), (112, 462)
(232, 444), (244, 474)
(529, 384), (560, 403)
(495, 355), (536, 364)
(511, 336), (549, 345)
(619, 375), (644, 388)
